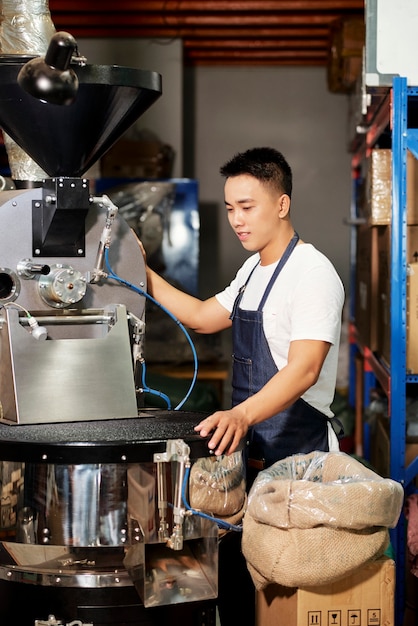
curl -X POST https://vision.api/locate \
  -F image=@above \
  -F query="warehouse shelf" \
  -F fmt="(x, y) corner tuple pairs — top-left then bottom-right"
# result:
(351, 88), (391, 169)
(350, 327), (390, 395)
(350, 77), (418, 626)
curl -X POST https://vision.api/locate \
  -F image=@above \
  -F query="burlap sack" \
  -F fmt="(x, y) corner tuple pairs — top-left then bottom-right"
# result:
(189, 452), (246, 517)
(217, 493), (248, 538)
(242, 451), (404, 589)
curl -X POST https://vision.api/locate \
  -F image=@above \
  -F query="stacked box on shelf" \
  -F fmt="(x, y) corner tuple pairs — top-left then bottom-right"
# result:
(362, 150), (418, 372)
(355, 223), (379, 351)
(353, 149), (391, 353)
(371, 413), (418, 486)
(327, 17), (365, 94)
(407, 262), (418, 373)
(376, 228), (418, 371)
(376, 225), (391, 366)
(365, 149), (392, 224)
(364, 149), (418, 225)
(100, 139), (174, 179)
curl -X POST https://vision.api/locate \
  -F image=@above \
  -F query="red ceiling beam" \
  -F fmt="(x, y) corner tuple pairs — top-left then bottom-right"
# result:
(180, 27), (331, 37)
(45, 0), (364, 66)
(187, 48), (326, 59)
(49, 14), (360, 28)
(192, 59), (325, 66)
(49, 1), (364, 11)
(185, 38), (327, 49)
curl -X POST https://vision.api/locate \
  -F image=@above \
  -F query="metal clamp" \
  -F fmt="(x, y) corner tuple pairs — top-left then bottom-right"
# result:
(153, 439), (191, 550)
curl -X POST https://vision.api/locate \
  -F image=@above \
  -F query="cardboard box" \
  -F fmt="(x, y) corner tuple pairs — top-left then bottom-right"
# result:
(376, 225), (391, 365)
(365, 149), (392, 224)
(407, 151), (418, 225)
(364, 150), (418, 225)
(355, 224), (379, 350)
(327, 17), (364, 94)
(101, 139), (174, 178)
(375, 227), (418, 369)
(256, 557), (394, 626)
(410, 225), (418, 262)
(407, 262), (418, 373)
(371, 414), (418, 485)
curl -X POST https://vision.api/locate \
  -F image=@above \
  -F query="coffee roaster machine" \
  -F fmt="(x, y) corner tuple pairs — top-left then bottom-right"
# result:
(0, 43), (219, 625)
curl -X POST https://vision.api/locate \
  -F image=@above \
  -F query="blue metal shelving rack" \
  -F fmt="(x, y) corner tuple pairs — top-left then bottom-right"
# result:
(390, 76), (418, 626)
(391, 77), (418, 485)
(351, 77), (418, 626)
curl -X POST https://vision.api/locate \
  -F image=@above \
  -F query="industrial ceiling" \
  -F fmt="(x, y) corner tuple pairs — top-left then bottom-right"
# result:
(48, 0), (365, 67)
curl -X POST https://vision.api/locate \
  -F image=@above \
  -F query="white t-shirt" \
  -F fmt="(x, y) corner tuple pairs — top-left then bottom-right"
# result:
(216, 243), (345, 423)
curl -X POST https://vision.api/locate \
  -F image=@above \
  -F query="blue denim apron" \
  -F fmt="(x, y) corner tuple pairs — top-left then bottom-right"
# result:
(230, 232), (330, 473)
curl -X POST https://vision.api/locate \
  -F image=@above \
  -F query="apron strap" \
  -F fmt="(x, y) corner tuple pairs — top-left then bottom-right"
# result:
(229, 260), (260, 321)
(258, 232), (299, 310)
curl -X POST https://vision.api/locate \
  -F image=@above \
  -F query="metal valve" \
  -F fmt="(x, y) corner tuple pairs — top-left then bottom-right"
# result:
(38, 263), (87, 308)
(17, 258), (50, 279)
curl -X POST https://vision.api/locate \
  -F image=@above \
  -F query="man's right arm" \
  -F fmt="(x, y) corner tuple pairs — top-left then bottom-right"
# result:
(145, 264), (232, 334)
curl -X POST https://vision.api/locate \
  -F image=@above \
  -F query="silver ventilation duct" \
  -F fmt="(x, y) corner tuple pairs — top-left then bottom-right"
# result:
(0, 0), (55, 182)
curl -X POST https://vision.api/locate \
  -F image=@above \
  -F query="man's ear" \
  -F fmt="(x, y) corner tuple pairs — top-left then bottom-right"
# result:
(278, 194), (291, 218)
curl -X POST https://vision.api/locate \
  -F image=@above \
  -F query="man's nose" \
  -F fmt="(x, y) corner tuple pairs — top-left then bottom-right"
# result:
(230, 209), (244, 226)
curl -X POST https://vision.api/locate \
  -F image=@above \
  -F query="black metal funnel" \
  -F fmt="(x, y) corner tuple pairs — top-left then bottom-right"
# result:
(0, 56), (162, 178)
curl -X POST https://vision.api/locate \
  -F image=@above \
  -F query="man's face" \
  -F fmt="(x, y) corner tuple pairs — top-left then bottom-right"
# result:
(224, 174), (284, 262)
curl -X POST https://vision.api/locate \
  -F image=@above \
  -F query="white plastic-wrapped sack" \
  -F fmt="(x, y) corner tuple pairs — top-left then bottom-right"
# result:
(242, 451), (404, 589)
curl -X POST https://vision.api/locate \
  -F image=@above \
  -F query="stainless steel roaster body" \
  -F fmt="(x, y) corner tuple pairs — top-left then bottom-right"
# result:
(0, 416), (218, 625)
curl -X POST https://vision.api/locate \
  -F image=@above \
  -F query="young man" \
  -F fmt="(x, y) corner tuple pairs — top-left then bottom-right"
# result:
(141, 147), (344, 625)
(143, 147), (345, 470)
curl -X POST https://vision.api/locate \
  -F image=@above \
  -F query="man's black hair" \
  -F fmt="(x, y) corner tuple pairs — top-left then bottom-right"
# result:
(220, 147), (292, 198)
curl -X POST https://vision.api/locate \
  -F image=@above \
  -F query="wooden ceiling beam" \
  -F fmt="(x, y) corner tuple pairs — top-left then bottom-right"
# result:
(67, 26), (331, 40)
(58, 29), (332, 44)
(49, 0), (363, 12)
(180, 27), (331, 38)
(184, 38), (327, 49)
(45, 1), (364, 67)
(50, 14), (361, 31)
(193, 59), (325, 66)
(187, 48), (327, 59)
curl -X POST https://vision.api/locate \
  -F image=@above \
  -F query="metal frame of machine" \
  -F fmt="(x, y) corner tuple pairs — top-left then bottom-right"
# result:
(0, 38), (222, 626)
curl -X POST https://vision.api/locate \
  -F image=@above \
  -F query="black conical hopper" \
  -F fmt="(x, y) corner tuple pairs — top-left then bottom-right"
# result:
(0, 57), (162, 178)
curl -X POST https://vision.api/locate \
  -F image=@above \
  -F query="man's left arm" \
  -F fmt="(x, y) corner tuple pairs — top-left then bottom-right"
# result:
(194, 338), (331, 456)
